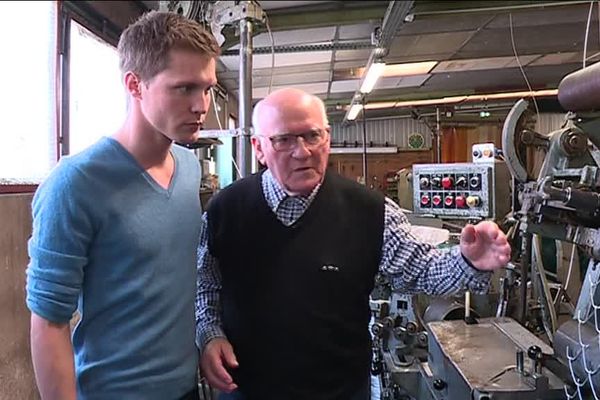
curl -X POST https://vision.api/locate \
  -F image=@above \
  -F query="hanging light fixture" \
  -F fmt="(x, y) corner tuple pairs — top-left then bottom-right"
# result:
(359, 61), (386, 94)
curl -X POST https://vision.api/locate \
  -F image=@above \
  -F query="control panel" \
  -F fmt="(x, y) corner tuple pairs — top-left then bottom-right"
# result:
(412, 162), (510, 219)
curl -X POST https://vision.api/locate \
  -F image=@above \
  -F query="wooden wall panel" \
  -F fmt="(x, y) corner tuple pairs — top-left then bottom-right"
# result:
(0, 194), (38, 400)
(442, 124), (503, 163)
(328, 150), (433, 194)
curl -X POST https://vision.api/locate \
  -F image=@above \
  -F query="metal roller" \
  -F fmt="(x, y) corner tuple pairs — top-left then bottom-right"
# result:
(558, 62), (600, 112)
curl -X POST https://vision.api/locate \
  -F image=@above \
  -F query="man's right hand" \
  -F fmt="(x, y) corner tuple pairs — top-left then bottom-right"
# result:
(200, 337), (239, 393)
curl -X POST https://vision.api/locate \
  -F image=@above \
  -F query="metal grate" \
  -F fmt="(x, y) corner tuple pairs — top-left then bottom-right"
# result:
(563, 260), (600, 399)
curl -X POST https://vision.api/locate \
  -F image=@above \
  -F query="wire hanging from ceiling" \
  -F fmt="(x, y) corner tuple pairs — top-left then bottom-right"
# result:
(509, 12), (540, 120)
(583, 0), (595, 68)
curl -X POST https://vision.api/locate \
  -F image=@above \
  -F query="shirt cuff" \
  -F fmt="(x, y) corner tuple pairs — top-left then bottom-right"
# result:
(196, 325), (227, 353)
(455, 247), (491, 294)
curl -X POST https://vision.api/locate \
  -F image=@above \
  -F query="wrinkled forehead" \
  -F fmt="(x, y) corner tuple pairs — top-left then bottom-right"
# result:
(260, 99), (327, 137)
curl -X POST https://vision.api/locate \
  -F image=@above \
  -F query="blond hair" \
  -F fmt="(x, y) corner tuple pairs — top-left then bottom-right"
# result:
(118, 11), (220, 82)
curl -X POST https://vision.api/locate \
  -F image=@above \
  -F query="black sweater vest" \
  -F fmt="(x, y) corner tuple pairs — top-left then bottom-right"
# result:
(207, 171), (384, 400)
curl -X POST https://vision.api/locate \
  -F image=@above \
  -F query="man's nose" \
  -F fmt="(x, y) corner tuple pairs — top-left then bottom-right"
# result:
(292, 137), (311, 157)
(191, 90), (210, 117)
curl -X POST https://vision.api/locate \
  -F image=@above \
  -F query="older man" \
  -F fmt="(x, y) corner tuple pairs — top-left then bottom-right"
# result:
(196, 88), (510, 400)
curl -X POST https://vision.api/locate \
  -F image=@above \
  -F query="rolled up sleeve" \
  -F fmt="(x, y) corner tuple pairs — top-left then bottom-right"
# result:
(25, 166), (93, 324)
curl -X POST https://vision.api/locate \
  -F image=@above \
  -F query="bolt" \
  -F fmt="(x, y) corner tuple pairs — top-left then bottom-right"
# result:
(433, 379), (446, 391)
(406, 321), (418, 334)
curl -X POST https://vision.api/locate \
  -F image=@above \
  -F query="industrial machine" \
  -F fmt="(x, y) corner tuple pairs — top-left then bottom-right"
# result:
(371, 62), (600, 399)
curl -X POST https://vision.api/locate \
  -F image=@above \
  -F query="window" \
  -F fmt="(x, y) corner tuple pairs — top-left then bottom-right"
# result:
(0, 2), (57, 183)
(69, 21), (126, 155)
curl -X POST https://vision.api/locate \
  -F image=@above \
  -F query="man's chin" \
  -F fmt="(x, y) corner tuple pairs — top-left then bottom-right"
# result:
(175, 133), (200, 145)
(288, 177), (320, 195)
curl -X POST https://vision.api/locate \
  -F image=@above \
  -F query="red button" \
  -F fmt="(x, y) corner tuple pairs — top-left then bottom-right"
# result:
(442, 177), (454, 189)
(421, 195), (430, 205)
(444, 196), (454, 206)
(432, 195), (442, 206)
(455, 196), (466, 208)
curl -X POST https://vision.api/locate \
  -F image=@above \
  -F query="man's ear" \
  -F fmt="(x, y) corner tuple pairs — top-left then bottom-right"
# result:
(251, 136), (267, 165)
(124, 71), (142, 99)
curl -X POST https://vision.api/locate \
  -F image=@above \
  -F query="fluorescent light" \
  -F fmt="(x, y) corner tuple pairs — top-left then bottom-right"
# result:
(360, 61), (386, 94)
(382, 61), (437, 77)
(346, 103), (363, 120)
(357, 61), (438, 79)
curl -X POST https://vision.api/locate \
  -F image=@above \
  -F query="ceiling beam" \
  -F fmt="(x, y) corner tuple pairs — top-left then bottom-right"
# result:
(265, 4), (389, 31)
(409, 0), (591, 16)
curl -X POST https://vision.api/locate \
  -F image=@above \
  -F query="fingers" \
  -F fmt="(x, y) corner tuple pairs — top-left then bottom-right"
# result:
(477, 221), (499, 240)
(222, 343), (239, 369)
(468, 221), (509, 245)
(200, 339), (239, 393)
(461, 224), (477, 244)
(461, 221), (512, 270)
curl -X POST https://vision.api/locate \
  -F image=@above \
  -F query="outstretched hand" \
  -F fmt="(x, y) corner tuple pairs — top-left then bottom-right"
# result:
(460, 221), (511, 271)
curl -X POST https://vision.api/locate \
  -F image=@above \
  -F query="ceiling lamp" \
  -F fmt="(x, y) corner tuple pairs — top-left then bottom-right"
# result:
(360, 61), (386, 94)
(346, 103), (364, 121)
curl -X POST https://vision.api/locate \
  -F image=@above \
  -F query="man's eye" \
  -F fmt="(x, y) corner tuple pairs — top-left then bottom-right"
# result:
(307, 132), (321, 141)
(275, 136), (291, 144)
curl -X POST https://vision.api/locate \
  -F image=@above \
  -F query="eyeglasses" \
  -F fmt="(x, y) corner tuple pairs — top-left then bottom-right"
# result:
(262, 129), (328, 152)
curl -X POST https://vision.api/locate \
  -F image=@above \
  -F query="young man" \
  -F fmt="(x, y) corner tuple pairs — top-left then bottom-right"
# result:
(196, 88), (511, 399)
(26, 11), (220, 400)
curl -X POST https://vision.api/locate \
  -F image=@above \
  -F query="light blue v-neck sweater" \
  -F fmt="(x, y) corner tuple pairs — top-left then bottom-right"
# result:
(26, 137), (202, 399)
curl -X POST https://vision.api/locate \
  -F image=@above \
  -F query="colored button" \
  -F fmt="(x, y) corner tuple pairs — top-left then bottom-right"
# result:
(456, 196), (466, 208)
(444, 196), (454, 206)
(467, 196), (480, 208)
(432, 195), (442, 206)
(441, 177), (454, 189)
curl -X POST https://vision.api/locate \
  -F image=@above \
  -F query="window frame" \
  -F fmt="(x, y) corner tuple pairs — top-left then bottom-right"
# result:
(0, 1), (122, 194)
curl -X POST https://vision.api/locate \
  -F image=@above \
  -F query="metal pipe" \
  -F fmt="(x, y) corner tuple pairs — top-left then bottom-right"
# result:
(516, 349), (524, 373)
(558, 61), (600, 112)
(519, 231), (532, 324)
(435, 107), (442, 163)
(59, 9), (71, 156)
(362, 96), (368, 186)
(237, 19), (253, 178)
